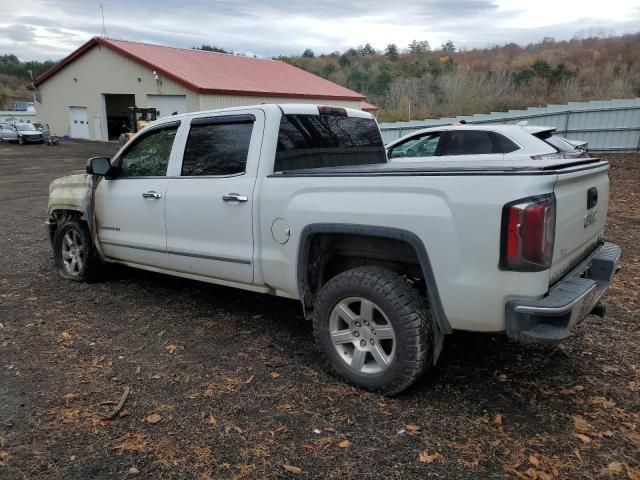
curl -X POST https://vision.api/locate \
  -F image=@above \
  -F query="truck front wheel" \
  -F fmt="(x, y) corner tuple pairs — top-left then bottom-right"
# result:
(53, 219), (102, 282)
(313, 266), (433, 395)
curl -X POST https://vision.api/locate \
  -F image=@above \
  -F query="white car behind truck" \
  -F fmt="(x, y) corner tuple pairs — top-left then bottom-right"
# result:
(46, 104), (620, 394)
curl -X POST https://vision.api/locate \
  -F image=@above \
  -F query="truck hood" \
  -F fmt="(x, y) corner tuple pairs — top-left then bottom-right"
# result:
(48, 173), (93, 216)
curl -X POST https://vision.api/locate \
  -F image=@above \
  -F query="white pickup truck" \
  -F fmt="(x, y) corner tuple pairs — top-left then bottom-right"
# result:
(47, 104), (620, 394)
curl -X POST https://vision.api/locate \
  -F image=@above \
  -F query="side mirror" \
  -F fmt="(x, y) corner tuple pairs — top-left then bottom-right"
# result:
(86, 157), (112, 176)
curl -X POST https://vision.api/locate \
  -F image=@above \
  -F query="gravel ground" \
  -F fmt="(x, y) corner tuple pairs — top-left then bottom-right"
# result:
(0, 140), (638, 479)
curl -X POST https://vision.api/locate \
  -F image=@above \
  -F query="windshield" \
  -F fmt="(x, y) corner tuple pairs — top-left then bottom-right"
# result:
(16, 124), (38, 132)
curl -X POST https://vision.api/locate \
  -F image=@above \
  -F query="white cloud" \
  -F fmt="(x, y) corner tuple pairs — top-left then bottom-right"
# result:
(1, 0), (639, 60)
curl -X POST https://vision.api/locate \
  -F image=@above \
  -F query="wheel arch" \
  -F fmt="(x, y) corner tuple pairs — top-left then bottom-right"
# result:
(296, 223), (452, 334)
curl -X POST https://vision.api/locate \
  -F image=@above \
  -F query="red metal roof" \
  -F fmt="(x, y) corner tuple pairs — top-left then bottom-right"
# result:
(360, 101), (379, 112)
(33, 37), (366, 101)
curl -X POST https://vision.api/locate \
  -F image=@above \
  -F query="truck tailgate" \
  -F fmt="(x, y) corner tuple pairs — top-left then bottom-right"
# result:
(550, 162), (610, 284)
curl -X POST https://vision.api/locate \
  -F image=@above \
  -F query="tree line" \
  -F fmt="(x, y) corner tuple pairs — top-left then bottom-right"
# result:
(281, 33), (640, 122)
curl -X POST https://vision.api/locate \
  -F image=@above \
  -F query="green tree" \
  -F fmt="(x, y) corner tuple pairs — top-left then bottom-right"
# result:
(384, 44), (399, 61)
(408, 40), (431, 54)
(441, 40), (456, 53)
(357, 43), (376, 56)
(302, 48), (315, 58)
(193, 44), (230, 53)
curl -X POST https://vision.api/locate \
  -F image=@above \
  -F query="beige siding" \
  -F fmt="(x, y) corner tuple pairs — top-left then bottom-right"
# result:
(198, 95), (361, 111)
(35, 45), (197, 141)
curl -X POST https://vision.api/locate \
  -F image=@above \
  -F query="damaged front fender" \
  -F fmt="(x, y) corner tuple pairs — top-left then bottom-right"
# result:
(48, 173), (93, 217)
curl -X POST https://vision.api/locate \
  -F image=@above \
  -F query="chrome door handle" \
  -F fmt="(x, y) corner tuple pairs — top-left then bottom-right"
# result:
(142, 191), (162, 199)
(222, 193), (248, 202)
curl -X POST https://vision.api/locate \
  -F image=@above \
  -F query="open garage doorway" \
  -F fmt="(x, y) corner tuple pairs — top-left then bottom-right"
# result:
(104, 94), (135, 140)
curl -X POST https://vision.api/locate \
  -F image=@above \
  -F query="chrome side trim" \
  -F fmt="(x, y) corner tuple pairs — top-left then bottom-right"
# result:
(99, 240), (252, 265)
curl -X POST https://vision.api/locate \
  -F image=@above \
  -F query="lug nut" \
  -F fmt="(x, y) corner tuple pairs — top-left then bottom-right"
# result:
(355, 321), (361, 327)
(360, 339), (366, 347)
(364, 321), (369, 326)
(370, 339), (374, 345)
(353, 331), (360, 337)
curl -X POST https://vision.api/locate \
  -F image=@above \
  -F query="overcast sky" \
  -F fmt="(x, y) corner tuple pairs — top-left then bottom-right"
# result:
(2, 0), (640, 61)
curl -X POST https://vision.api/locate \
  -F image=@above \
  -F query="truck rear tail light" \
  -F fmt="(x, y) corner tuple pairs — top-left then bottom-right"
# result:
(318, 106), (347, 116)
(500, 194), (556, 271)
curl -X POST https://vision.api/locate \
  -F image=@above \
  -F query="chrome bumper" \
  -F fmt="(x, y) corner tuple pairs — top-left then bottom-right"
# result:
(505, 242), (621, 343)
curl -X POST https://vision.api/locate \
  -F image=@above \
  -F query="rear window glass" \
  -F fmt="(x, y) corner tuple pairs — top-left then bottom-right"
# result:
(275, 114), (386, 172)
(495, 133), (520, 153)
(535, 132), (575, 152)
(444, 131), (500, 155)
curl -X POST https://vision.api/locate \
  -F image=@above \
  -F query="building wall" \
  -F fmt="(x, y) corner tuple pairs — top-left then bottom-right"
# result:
(35, 44), (365, 141)
(35, 45), (197, 141)
(198, 95), (362, 111)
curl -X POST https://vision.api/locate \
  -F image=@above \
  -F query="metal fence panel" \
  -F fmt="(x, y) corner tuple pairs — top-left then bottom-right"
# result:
(378, 98), (640, 151)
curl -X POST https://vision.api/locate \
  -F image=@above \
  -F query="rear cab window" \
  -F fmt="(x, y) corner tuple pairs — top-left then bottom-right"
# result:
(535, 132), (576, 153)
(275, 113), (386, 172)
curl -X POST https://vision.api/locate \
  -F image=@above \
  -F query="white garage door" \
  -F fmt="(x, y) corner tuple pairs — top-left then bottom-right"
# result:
(68, 106), (90, 139)
(147, 95), (187, 118)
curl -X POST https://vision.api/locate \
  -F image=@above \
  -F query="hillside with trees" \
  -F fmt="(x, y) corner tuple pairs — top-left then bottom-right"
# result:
(280, 33), (640, 121)
(2, 34), (639, 121)
(0, 54), (55, 109)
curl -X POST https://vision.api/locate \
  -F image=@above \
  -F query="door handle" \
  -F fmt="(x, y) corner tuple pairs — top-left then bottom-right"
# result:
(222, 193), (248, 202)
(142, 191), (162, 199)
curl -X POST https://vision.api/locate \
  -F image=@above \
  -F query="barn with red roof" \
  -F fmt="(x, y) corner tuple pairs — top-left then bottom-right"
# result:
(32, 37), (377, 141)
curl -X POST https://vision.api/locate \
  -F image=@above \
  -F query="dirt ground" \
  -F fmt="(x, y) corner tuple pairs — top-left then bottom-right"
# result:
(0, 140), (638, 479)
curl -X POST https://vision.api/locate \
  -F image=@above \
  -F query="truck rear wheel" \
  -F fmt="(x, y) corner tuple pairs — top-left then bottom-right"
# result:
(53, 219), (102, 282)
(313, 266), (433, 395)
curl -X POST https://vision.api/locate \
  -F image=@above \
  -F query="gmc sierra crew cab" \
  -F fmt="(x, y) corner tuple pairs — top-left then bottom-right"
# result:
(46, 104), (620, 394)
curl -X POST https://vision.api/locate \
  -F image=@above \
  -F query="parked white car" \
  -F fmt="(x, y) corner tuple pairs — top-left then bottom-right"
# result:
(386, 124), (588, 162)
(46, 104), (619, 394)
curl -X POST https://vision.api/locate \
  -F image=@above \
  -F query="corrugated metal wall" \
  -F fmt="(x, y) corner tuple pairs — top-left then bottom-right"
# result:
(378, 98), (640, 151)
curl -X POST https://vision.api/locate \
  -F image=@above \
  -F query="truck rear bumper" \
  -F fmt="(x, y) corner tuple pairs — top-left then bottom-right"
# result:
(505, 242), (621, 343)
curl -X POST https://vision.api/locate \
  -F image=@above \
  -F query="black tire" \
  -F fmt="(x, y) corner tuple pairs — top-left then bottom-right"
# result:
(18, 136), (25, 145)
(53, 219), (102, 282)
(313, 266), (433, 395)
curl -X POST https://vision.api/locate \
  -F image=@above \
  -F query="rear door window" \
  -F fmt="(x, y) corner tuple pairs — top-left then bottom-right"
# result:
(275, 114), (386, 172)
(443, 130), (500, 156)
(181, 118), (253, 176)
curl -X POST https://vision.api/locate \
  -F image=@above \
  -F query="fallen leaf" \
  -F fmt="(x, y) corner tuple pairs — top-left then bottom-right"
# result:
(627, 466), (640, 480)
(283, 464), (302, 474)
(494, 413), (503, 426)
(338, 440), (352, 448)
(603, 462), (624, 475)
(207, 415), (217, 427)
(271, 372), (280, 379)
(164, 344), (179, 354)
(245, 375), (255, 384)
(418, 451), (442, 464)
(574, 433), (591, 444)
(405, 424), (421, 435)
(115, 433), (147, 452)
(302, 444), (314, 450)
(146, 413), (162, 424)
(274, 426), (288, 435)
(118, 410), (129, 418)
(529, 455), (540, 467)
(573, 416), (591, 434)
(526, 467), (539, 479)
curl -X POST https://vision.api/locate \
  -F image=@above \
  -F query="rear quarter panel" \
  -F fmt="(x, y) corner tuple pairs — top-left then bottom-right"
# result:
(258, 172), (559, 332)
